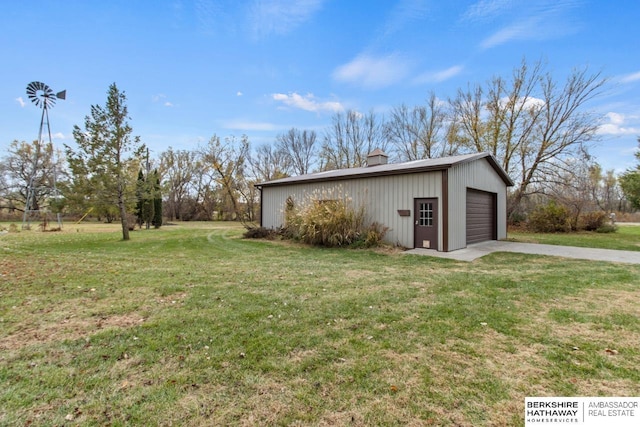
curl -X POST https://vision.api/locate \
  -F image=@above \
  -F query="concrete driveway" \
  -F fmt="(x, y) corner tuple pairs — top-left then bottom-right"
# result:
(405, 240), (640, 264)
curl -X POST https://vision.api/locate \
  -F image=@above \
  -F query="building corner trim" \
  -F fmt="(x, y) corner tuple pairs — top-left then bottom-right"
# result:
(442, 170), (449, 252)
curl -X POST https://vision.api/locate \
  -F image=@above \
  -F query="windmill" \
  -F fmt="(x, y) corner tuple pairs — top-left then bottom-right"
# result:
(22, 81), (66, 229)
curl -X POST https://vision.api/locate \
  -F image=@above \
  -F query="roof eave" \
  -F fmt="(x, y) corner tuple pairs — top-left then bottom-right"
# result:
(256, 163), (455, 188)
(256, 153), (515, 188)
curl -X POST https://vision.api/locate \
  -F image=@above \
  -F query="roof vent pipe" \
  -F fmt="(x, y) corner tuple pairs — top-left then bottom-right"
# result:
(366, 149), (388, 167)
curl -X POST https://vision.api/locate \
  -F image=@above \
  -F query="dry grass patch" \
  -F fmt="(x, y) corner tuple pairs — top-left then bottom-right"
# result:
(538, 288), (640, 351)
(289, 348), (318, 363)
(0, 312), (145, 351)
(344, 269), (375, 279)
(2, 223), (639, 426)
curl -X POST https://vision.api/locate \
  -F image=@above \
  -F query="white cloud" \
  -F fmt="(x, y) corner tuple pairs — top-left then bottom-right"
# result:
(153, 94), (174, 107)
(52, 132), (65, 140)
(272, 92), (344, 113)
(222, 120), (280, 131)
(606, 112), (625, 125)
(597, 124), (640, 136)
(414, 65), (463, 84)
(478, 0), (580, 49)
(333, 53), (411, 89)
(620, 71), (640, 84)
(597, 112), (640, 136)
(462, 0), (514, 22)
(384, 0), (431, 35)
(480, 19), (539, 49)
(15, 97), (25, 107)
(499, 95), (545, 110)
(237, 91), (243, 97)
(249, 0), (324, 38)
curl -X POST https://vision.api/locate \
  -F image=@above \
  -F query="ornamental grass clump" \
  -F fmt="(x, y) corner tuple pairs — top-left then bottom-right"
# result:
(283, 187), (387, 247)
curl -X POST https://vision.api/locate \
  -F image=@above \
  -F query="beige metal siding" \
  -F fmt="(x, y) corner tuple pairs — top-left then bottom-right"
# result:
(447, 159), (508, 251)
(261, 171), (442, 249)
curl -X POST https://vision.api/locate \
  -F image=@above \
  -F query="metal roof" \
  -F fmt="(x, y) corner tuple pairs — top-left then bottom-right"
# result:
(256, 152), (514, 188)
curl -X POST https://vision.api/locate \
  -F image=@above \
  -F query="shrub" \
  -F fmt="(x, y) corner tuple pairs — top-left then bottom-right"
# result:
(243, 226), (277, 239)
(508, 211), (527, 226)
(596, 224), (618, 233)
(283, 187), (387, 248)
(578, 211), (607, 231)
(352, 222), (389, 248)
(527, 201), (571, 233)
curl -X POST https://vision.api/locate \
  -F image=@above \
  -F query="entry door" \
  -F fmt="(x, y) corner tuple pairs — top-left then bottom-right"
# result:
(414, 198), (438, 249)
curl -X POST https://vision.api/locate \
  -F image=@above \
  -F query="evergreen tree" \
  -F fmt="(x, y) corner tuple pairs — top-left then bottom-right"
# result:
(66, 83), (143, 240)
(152, 169), (163, 228)
(142, 179), (154, 229)
(135, 168), (158, 229)
(620, 137), (640, 209)
(135, 169), (145, 228)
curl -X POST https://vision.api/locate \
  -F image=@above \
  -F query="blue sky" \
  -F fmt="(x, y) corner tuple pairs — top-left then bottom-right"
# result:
(2, 0), (640, 173)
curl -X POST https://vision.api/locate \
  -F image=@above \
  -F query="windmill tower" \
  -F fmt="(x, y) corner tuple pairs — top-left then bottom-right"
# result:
(22, 81), (66, 230)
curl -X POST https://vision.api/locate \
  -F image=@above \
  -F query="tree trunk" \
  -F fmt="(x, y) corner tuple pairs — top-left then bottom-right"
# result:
(119, 204), (130, 240)
(118, 184), (130, 240)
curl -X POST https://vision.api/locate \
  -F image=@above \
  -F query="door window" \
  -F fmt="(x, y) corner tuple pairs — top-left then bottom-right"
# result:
(419, 202), (433, 227)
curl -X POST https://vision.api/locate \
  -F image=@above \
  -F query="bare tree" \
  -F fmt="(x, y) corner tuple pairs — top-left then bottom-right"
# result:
(360, 110), (389, 161)
(385, 92), (454, 161)
(159, 147), (197, 221)
(276, 128), (317, 175)
(514, 67), (606, 214)
(384, 104), (417, 161)
(542, 152), (597, 229)
(250, 143), (290, 182)
(451, 59), (543, 173)
(449, 84), (484, 155)
(190, 155), (218, 221)
(0, 168), (8, 201)
(588, 164), (622, 213)
(319, 110), (388, 170)
(450, 59), (607, 218)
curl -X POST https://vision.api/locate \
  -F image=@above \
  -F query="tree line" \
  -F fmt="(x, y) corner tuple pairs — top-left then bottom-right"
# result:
(1, 60), (639, 239)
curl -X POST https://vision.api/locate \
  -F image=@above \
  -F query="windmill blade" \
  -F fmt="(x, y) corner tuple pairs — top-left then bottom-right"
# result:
(44, 97), (56, 109)
(27, 92), (43, 108)
(26, 81), (56, 109)
(26, 81), (45, 95)
(27, 81), (51, 96)
(26, 82), (42, 105)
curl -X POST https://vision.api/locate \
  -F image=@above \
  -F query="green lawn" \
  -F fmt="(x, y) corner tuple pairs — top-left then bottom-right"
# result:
(508, 224), (640, 251)
(1, 222), (639, 426)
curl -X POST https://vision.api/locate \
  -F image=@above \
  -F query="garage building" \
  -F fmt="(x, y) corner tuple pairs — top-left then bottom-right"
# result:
(256, 151), (514, 252)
